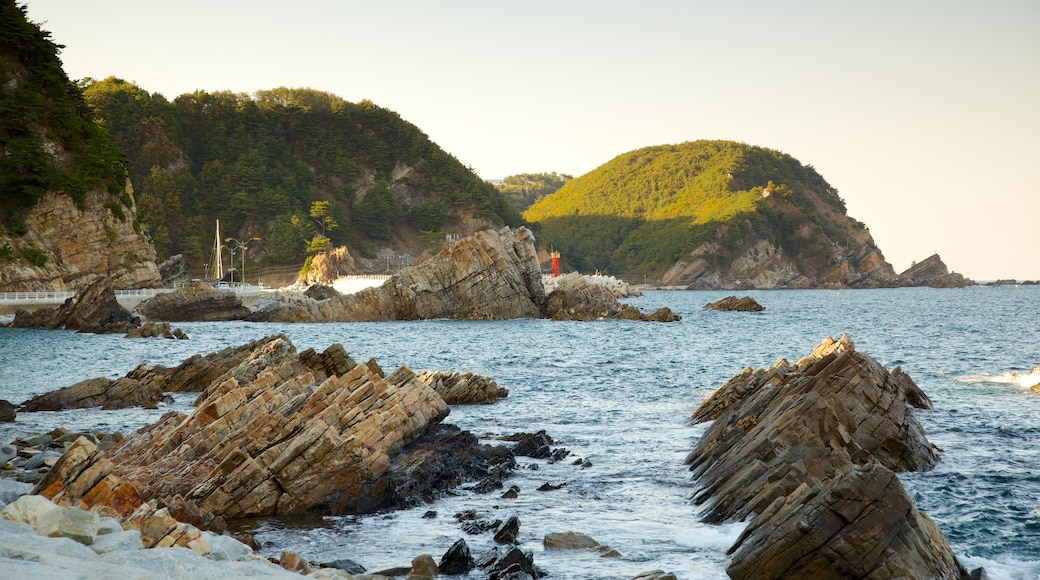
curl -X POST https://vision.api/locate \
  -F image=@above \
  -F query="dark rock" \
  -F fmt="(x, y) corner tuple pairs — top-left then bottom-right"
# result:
(421, 510), (437, 519)
(439, 538), (475, 575)
(494, 515), (520, 544)
(303, 283), (340, 301)
(510, 430), (555, 458)
(461, 519), (502, 535)
(537, 482), (564, 491)
(0, 399), (15, 422)
(703, 295), (765, 312)
(321, 559), (366, 575)
(643, 306), (681, 322)
(12, 278), (139, 333)
(157, 254), (191, 287)
(138, 281), (250, 321)
(479, 546), (541, 580)
(501, 485), (520, 499)
(372, 566), (411, 577)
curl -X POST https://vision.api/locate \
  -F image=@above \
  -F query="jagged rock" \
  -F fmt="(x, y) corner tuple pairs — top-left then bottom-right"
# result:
(494, 515), (520, 544)
(255, 227), (545, 322)
(477, 546), (542, 579)
(157, 254), (192, 287)
(138, 281), (250, 321)
(123, 335), (293, 393)
(899, 254), (973, 288)
(542, 273), (642, 298)
(11, 277), (139, 333)
(125, 321), (188, 339)
(726, 463), (971, 580)
(545, 272), (677, 322)
(415, 370), (509, 404)
(688, 336), (971, 578)
(703, 295), (765, 312)
(303, 283), (340, 301)
(0, 399), (15, 422)
(439, 538), (475, 575)
(19, 376), (171, 411)
(644, 306), (681, 322)
(300, 246), (358, 285)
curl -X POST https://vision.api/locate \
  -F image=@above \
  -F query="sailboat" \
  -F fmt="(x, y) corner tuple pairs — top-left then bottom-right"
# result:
(211, 219), (224, 281)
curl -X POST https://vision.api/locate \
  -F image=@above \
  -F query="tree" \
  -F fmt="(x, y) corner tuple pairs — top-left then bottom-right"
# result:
(309, 200), (338, 238)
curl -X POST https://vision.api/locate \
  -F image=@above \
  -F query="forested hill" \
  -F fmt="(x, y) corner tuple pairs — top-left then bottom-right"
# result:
(523, 140), (900, 288)
(83, 78), (523, 267)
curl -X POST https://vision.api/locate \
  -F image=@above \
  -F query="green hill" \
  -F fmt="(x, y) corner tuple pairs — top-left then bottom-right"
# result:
(82, 79), (523, 268)
(524, 140), (895, 287)
(0, 1), (127, 233)
(495, 172), (573, 211)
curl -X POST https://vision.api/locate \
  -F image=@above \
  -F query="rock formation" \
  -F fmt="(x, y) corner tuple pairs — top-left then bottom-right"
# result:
(255, 227), (545, 322)
(687, 336), (974, 578)
(544, 272), (680, 322)
(31, 335), (514, 522)
(299, 246), (358, 285)
(125, 321), (188, 339)
(157, 255), (192, 287)
(415, 371), (509, 405)
(137, 281), (250, 321)
(703, 296), (765, 312)
(11, 277), (139, 333)
(19, 376), (171, 412)
(899, 254), (973, 288)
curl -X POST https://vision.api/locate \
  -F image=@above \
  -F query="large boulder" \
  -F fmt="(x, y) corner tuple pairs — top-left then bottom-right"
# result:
(687, 336), (972, 578)
(137, 281), (250, 321)
(12, 277), (138, 333)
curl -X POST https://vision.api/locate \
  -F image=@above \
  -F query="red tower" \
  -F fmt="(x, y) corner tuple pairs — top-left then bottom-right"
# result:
(550, 250), (561, 277)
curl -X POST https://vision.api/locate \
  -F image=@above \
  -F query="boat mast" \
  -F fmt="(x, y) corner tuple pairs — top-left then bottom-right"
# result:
(213, 219), (223, 280)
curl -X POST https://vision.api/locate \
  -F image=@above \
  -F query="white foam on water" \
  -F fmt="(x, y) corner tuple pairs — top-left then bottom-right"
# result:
(957, 367), (1040, 390)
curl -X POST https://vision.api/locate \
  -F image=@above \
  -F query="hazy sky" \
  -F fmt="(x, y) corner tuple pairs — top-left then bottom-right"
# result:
(23, 0), (1040, 280)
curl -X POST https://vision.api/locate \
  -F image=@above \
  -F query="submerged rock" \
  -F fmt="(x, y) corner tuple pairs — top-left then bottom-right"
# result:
(687, 335), (972, 578)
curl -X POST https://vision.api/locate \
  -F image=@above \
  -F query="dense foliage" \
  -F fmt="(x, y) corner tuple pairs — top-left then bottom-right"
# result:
(496, 172), (573, 211)
(0, 1), (128, 235)
(81, 80), (523, 265)
(523, 140), (857, 276)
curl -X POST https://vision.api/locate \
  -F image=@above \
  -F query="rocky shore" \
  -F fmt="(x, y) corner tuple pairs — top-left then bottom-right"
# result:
(687, 336), (981, 579)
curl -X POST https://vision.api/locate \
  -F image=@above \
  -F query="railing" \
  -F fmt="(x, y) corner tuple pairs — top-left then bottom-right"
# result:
(0, 291), (75, 301)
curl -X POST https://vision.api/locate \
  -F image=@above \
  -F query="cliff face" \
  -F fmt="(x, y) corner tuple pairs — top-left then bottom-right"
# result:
(0, 2), (159, 291)
(0, 186), (160, 291)
(899, 254), (972, 288)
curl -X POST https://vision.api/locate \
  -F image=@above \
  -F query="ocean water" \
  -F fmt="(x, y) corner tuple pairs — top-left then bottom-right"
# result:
(1, 287), (1039, 579)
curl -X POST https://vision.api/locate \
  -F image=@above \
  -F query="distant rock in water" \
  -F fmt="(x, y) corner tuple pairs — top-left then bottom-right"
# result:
(124, 321), (187, 339)
(544, 272), (679, 322)
(415, 370), (509, 405)
(11, 277), (139, 334)
(687, 335), (976, 579)
(899, 254), (973, 288)
(137, 281), (249, 321)
(702, 295), (764, 312)
(19, 376), (171, 412)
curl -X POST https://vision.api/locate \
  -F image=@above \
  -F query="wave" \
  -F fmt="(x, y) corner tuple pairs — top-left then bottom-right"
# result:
(956, 367), (1040, 389)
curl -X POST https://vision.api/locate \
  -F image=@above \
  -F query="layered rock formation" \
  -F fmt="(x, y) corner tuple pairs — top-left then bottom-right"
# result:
(687, 336), (973, 578)
(137, 281), (250, 321)
(0, 188), (161, 294)
(19, 376), (171, 412)
(543, 272), (680, 322)
(703, 296), (765, 312)
(255, 227), (545, 322)
(11, 277), (138, 333)
(31, 335), (513, 523)
(415, 371), (509, 405)
(299, 246), (358, 285)
(899, 254), (973, 288)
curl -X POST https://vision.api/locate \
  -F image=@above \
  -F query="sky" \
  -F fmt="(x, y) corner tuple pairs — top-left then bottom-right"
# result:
(22, 0), (1040, 280)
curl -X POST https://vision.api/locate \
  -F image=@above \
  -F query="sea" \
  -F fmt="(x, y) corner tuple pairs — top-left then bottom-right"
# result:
(1, 287), (1038, 580)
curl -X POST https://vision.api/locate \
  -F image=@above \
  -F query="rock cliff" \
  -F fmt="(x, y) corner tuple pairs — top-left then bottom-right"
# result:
(0, 187), (160, 292)
(687, 336), (974, 578)
(899, 254), (973, 288)
(11, 277), (139, 333)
